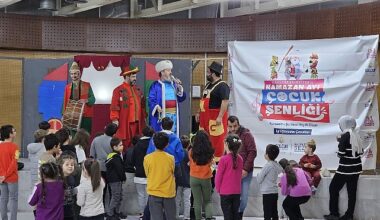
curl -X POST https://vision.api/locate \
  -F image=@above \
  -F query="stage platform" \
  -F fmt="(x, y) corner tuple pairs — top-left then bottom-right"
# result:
(14, 159), (380, 220)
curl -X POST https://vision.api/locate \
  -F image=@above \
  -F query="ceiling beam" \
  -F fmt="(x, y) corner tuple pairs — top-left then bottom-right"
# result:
(134, 0), (220, 18)
(221, 0), (337, 17)
(55, 0), (121, 16)
(0, 0), (21, 8)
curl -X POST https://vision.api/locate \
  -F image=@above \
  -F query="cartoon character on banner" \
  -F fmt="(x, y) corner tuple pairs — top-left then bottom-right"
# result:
(270, 56), (278, 79)
(284, 56), (303, 80)
(309, 53), (319, 79)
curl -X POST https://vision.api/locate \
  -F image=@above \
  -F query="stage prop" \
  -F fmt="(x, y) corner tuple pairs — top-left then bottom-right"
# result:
(62, 100), (85, 131)
(130, 58), (192, 137)
(22, 59), (72, 156)
(228, 35), (379, 170)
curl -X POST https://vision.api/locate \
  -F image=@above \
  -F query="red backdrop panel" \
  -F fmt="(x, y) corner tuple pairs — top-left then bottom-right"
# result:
(91, 104), (111, 141)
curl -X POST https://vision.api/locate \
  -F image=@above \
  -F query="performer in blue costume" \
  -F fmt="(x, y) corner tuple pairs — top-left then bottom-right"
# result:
(148, 60), (186, 135)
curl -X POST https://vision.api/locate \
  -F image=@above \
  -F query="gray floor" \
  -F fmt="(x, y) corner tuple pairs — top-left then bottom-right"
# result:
(15, 212), (323, 220)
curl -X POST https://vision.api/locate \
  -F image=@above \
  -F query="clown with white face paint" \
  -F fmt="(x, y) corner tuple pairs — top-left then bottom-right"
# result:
(148, 60), (186, 135)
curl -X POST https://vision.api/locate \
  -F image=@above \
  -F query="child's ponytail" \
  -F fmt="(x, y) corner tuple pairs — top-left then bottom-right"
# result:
(225, 134), (242, 169)
(41, 171), (46, 205)
(84, 159), (101, 192)
(284, 165), (297, 187)
(39, 162), (60, 205)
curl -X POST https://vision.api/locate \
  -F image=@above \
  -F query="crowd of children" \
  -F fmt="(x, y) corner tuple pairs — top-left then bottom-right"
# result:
(0, 114), (363, 220)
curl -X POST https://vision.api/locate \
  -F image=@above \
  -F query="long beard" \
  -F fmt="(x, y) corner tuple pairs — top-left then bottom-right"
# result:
(206, 75), (213, 82)
(130, 80), (136, 86)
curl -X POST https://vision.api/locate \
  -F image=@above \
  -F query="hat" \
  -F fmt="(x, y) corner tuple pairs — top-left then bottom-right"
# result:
(155, 60), (173, 73)
(208, 61), (223, 75)
(34, 129), (48, 141)
(69, 62), (81, 73)
(120, 65), (139, 76)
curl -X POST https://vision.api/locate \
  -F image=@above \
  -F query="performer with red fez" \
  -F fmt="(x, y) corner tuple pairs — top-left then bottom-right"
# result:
(110, 65), (146, 150)
(148, 60), (186, 135)
(63, 62), (96, 133)
(197, 61), (230, 158)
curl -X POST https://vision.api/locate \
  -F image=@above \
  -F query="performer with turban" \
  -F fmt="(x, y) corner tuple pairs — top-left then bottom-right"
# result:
(197, 61), (230, 158)
(63, 62), (96, 133)
(148, 60), (186, 135)
(110, 65), (146, 150)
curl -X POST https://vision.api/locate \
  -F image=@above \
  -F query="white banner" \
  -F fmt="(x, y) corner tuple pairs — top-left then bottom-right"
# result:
(228, 35), (379, 170)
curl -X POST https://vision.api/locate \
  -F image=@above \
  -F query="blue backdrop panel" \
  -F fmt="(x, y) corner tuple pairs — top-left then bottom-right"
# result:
(22, 59), (72, 157)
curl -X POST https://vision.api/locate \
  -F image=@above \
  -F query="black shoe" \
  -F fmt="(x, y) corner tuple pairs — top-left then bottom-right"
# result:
(238, 212), (243, 220)
(324, 214), (340, 220)
(106, 215), (121, 220)
(339, 215), (353, 220)
(116, 212), (127, 219)
(206, 218), (216, 220)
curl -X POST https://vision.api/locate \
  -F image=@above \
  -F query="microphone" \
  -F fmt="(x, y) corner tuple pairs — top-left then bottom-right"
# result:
(171, 75), (181, 85)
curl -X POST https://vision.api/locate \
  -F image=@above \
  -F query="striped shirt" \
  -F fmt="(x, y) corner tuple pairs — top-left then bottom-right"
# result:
(336, 132), (362, 175)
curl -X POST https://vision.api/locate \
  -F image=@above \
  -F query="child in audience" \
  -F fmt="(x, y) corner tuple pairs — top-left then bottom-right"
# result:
(175, 135), (192, 220)
(77, 159), (105, 220)
(189, 130), (215, 220)
(71, 128), (90, 164)
(257, 144), (282, 220)
(28, 162), (64, 220)
(27, 129), (48, 186)
(0, 125), (20, 220)
(299, 139), (322, 192)
(38, 121), (51, 131)
(58, 154), (79, 220)
(143, 132), (176, 220)
(124, 135), (141, 174)
(106, 137), (126, 220)
(147, 117), (184, 182)
(215, 134), (243, 220)
(132, 126), (155, 219)
(39, 134), (61, 166)
(56, 128), (77, 161)
(280, 158), (311, 220)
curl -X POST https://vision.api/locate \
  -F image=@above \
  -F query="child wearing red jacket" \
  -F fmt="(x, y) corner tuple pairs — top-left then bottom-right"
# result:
(299, 139), (322, 192)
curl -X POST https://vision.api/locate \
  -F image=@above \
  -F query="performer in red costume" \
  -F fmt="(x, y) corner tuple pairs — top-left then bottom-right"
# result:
(110, 65), (146, 150)
(63, 62), (96, 134)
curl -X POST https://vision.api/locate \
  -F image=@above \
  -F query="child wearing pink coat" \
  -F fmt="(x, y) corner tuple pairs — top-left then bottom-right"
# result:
(280, 159), (311, 220)
(215, 134), (244, 220)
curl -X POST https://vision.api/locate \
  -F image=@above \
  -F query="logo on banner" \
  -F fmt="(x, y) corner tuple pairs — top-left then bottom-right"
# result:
(293, 143), (306, 153)
(260, 79), (330, 123)
(258, 51), (330, 123)
(365, 82), (376, 91)
(364, 99), (372, 108)
(276, 143), (291, 151)
(367, 48), (377, 59)
(363, 133), (375, 147)
(364, 148), (373, 159)
(364, 116), (375, 127)
(365, 60), (376, 73)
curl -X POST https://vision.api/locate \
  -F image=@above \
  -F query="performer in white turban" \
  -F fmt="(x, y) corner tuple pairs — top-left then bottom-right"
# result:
(148, 60), (186, 135)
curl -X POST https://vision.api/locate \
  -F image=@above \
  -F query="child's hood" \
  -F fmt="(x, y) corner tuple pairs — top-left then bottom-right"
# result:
(27, 143), (45, 154)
